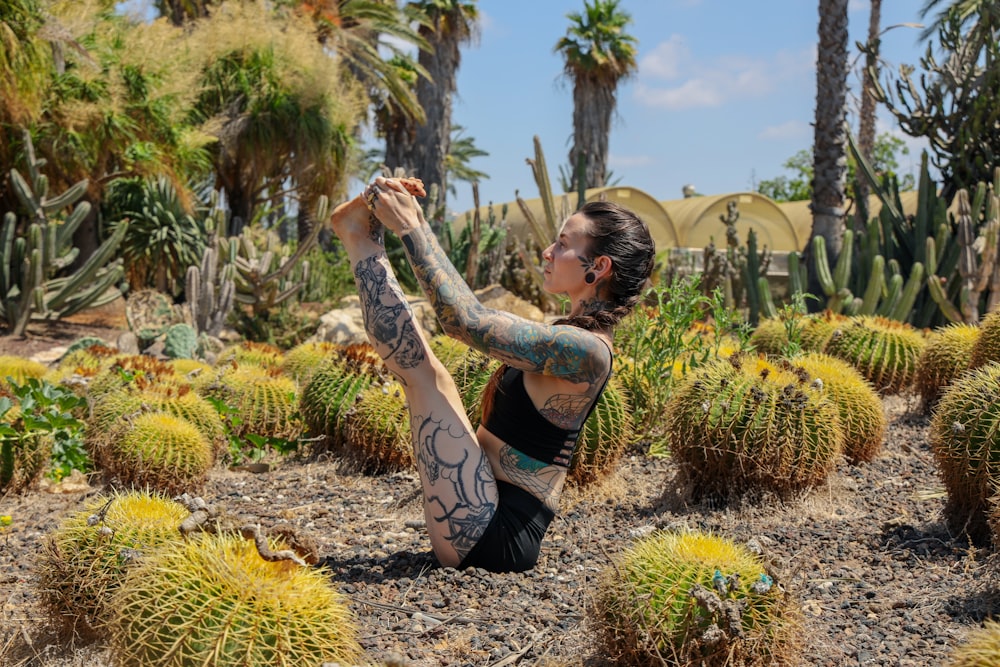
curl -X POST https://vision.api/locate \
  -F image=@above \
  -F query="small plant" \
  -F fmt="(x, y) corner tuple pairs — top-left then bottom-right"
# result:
(108, 531), (363, 667)
(0, 378), (88, 490)
(595, 530), (799, 666)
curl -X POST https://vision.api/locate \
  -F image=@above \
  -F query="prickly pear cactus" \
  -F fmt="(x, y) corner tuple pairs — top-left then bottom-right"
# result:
(569, 375), (634, 487)
(970, 309), (1000, 369)
(99, 412), (214, 495)
(108, 532), (364, 667)
(162, 323), (198, 359)
(929, 362), (1000, 543)
(916, 323), (981, 412)
(280, 341), (339, 385)
(38, 490), (188, 638)
(823, 315), (926, 394)
(945, 619), (1000, 667)
(785, 353), (886, 464)
(206, 364), (301, 441)
(666, 355), (845, 499)
(341, 380), (414, 473)
(0, 355), (48, 387)
(595, 530), (799, 667)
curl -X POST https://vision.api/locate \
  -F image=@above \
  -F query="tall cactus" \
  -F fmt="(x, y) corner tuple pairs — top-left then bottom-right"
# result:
(926, 187), (999, 324)
(2, 132), (127, 336)
(183, 205), (235, 338)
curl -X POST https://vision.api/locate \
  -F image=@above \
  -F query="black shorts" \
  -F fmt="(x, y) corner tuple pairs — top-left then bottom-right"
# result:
(458, 480), (555, 573)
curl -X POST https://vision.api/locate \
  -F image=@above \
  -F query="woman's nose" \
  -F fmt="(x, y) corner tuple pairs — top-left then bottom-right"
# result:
(542, 244), (553, 260)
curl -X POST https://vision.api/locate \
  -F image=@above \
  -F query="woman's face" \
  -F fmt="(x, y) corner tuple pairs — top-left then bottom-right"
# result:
(541, 213), (595, 295)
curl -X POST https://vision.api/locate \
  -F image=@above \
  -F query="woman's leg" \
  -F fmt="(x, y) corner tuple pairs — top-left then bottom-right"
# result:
(330, 197), (498, 567)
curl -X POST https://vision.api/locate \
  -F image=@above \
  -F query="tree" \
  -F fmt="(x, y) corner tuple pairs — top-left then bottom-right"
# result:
(444, 124), (488, 197)
(757, 133), (914, 203)
(810, 0), (850, 266)
(384, 0), (479, 212)
(555, 0), (638, 191)
(855, 0), (882, 207)
(867, 2), (1000, 199)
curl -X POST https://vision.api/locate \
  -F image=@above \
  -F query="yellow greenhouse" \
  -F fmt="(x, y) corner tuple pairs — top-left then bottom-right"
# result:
(660, 192), (802, 253)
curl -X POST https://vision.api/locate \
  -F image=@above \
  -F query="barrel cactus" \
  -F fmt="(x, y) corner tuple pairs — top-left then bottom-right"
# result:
(569, 375), (634, 487)
(217, 340), (285, 370)
(916, 323), (981, 412)
(823, 315), (925, 394)
(595, 530), (799, 666)
(341, 380), (414, 473)
(88, 382), (225, 452)
(749, 318), (789, 357)
(946, 619), (1000, 667)
(205, 363), (301, 441)
(785, 353), (886, 464)
(99, 412), (214, 494)
(0, 399), (52, 494)
(299, 344), (389, 451)
(970, 309), (1000, 369)
(87, 354), (181, 399)
(0, 355), (47, 387)
(280, 341), (339, 385)
(799, 311), (846, 352)
(929, 362), (1000, 543)
(431, 335), (498, 426)
(108, 532), (363, 667)
(666, 354), (845, 500)
(38, 489), (188, 638)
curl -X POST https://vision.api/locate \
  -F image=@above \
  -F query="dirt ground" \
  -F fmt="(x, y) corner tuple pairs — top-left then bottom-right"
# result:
(0, 312), (996, 666)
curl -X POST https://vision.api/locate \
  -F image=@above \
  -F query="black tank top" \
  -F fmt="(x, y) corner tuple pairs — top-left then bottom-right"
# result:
(482, 361), (612, 467)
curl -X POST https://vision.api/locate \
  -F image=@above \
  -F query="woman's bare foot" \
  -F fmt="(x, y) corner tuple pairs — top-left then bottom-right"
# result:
(330, 195), (383, 246)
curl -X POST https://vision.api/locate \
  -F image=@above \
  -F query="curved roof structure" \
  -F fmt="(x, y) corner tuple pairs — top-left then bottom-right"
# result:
(779, 191), (922, 251)
(453, 186), (681, 251)
(660, 192), (801, 252)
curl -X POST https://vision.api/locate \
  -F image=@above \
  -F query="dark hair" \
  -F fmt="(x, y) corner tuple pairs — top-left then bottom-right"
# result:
(554, 200), (656, 331)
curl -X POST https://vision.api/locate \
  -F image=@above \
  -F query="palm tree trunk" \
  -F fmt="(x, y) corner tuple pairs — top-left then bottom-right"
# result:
(570, 77), (613, 190)
(855, 0), (882, 210)
(811, 0), (850, 267)
(411, 34), (460, 210)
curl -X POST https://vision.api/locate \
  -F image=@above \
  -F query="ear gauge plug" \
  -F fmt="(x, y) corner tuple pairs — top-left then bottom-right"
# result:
(585, 272), (596, 284)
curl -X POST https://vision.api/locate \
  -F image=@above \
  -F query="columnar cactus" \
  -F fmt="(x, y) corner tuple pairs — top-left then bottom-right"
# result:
(916, 323), (981, 411)
(108, 531), (363, 667)
(929, 362), (1000, 543)
(595, 530), (799, 666)
(38, 490), (188, 638)
(2, 132), (128, 336)
(666, 355), (845, 500)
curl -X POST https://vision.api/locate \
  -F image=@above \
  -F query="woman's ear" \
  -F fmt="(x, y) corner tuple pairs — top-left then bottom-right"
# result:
(594, 255), (613, 280)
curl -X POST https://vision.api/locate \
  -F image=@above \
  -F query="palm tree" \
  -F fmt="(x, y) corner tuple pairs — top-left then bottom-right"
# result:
(0, 0), (50, 180)
(386, 0), (479, 211)
(444, 124), (488, 197)
(555, 0), (638, 191)
(810, 0), (850, 269)
(855, 0), (881, 210)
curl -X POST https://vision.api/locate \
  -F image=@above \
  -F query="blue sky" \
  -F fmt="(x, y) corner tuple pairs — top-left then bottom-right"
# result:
(438, 0), (932, 216)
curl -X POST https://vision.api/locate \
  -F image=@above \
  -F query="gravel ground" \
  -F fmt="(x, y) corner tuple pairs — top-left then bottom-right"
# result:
(1, 394), (994, 666)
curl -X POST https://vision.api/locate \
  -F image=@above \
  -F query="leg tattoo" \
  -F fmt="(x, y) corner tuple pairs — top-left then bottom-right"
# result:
(354, 256), (426, 377)
(412, 413), (496, 561)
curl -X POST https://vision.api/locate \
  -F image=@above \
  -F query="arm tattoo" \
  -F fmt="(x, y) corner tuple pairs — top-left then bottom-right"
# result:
(412, 413), (496, 561)
(354, 256), (425, 374)
(401, 228), (610, 384)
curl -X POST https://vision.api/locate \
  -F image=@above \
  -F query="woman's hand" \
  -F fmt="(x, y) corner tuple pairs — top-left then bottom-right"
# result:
(366, 176), (426, 236)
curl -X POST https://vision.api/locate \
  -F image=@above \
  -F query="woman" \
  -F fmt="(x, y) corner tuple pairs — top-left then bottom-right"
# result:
(329, 176), (655, 572)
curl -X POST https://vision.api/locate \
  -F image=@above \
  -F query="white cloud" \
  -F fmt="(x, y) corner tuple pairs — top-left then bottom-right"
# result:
(635, 43), (814, 111)
(758, 120), (811, 141)
(639, 35), (690, 81)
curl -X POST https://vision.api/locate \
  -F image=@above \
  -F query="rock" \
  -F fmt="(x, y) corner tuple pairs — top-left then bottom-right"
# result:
(116, 331), (140, 355)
